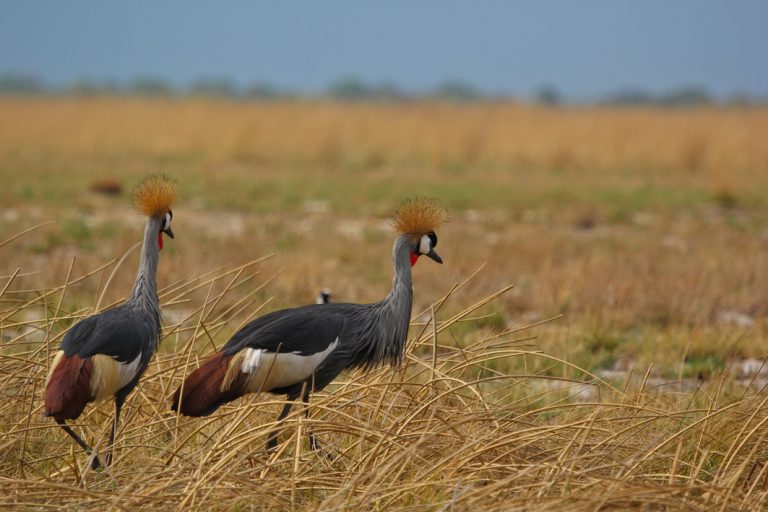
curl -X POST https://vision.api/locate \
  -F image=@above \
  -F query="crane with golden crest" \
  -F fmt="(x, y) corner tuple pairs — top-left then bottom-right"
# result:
(44, 173), (177, 469)
(172, 197), (446, 451)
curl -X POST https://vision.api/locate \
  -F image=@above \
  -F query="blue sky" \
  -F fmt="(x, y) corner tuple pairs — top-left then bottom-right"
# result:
(1, 1), (766, 99)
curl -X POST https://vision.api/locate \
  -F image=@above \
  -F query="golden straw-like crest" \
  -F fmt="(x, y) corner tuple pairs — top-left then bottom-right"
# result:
(131, 172), (177, 217)
(393, 197), (446, 235)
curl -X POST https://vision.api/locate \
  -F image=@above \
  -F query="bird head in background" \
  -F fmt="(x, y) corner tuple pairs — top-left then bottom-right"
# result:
(132, 172), (178, 250)
(316, 289), (332, 304)
(393, 197), (447, 267)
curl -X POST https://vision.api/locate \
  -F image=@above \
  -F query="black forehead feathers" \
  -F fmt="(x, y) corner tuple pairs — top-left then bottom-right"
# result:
(428, 231), (437, 247)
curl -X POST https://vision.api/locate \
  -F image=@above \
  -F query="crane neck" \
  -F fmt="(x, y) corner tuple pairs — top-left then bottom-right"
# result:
(385, 235), (414, 309)
(127, 216), (162, 317)
(375, 235), (415, 358)
(347, 234), (416, 370)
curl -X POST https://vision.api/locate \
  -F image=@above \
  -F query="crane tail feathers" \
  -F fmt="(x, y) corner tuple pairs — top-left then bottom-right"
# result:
(44, 351), (94, 421)
(171, 352), (247, 417)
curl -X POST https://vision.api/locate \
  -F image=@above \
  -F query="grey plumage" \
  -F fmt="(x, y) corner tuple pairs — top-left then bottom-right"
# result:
(127, 216), (163, 322)
(172, 231), (443, 451)
(329, 234), (414, 371)
(46, 207), (174, 469)
(227, 234), (413, 371)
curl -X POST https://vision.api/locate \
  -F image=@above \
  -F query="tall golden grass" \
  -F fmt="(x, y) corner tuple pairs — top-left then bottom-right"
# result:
(2, 226), (767, 510)
(1, 98), (768, 509)
(2, 98), (767, 175)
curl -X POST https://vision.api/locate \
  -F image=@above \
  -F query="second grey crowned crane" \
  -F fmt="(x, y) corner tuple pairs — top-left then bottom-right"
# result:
(171, 197), (446, 450)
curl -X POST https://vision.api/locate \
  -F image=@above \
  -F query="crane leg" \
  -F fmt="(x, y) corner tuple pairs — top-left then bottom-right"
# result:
(302, 390), (334, 459)
(56, 419), (92, 452)
(301, 389), (321, 452)
(103, 396), (124, 468)
(56, 419), (104, 470)
(266, 384), (328, 455)
(266, 401), (294, 451)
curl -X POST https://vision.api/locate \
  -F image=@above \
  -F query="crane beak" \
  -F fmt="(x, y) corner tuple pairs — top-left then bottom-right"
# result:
(426, 248), (443, 264)
(163, 226), (175, 239)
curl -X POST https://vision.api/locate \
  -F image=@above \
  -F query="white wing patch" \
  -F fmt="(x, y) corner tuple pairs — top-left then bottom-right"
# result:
(117, 353), (142, 388)
(240, 338), (339, 393)
(241, 347), (262, 373)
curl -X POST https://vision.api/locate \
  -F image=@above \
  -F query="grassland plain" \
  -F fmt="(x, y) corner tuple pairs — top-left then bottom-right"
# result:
(1, 97), (767, 509)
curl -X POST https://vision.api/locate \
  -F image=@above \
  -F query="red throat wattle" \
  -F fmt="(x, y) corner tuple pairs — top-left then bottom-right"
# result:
(158, 232), (164, 251)
(410, 253), (419, 267)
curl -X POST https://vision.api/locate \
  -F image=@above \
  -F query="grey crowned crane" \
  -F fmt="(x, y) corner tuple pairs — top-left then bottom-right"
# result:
(44, 173), (177, 469)
(171, 197), (446, 451)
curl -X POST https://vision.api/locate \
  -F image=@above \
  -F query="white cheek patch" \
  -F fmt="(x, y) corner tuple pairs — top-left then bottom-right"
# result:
(419, 234), (431, 255)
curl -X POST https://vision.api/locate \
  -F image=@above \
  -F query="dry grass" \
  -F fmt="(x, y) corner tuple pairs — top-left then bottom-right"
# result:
(3, 98), (768, 218)
(1, 245), (766, 510)
(1, 98), (768, 509)
(2, 98), (767, 174)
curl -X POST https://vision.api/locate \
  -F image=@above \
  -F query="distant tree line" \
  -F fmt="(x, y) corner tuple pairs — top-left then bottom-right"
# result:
(0, 73), (764, 106)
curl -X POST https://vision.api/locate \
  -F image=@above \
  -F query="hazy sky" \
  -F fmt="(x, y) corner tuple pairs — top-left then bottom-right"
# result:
(1, 1), (766, 98)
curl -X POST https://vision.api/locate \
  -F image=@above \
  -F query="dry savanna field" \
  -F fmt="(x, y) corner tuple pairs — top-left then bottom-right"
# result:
(1, 97), (768, 510)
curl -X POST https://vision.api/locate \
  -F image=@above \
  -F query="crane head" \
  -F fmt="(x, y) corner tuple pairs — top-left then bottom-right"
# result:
(392, 197), (446, 267)
(132, 172), (177, 251)
(316, 289), (331, 304)
(158, 210), (174, 251)
(410, 230), (442, 266)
